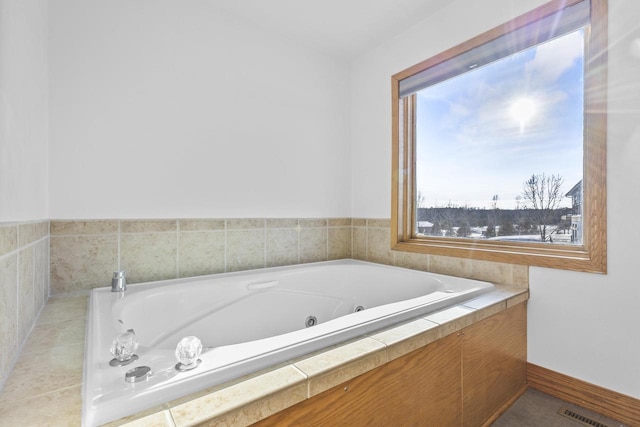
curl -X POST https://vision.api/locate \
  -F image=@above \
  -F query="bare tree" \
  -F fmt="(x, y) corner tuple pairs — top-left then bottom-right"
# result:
(522, 173), (564, 242)
(486, 194), (499, 237)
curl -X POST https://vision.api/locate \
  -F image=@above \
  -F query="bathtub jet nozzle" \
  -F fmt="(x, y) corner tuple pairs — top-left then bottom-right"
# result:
(305, 315), (318, 328)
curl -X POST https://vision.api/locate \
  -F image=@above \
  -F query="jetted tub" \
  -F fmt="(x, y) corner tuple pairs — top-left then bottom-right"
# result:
(83, 260), (494, 426)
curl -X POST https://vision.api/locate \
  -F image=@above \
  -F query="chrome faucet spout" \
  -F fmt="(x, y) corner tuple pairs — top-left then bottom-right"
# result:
(111, 271), (126, 292)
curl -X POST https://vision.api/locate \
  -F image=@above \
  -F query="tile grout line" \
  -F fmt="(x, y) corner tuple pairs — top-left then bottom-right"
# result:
(117, 220), (121, 272)
(263, 218), (267, 269)
(297, 221), (303, 263)
(223, 219), (228, 273)
(176, 220), (180, 279)
(323, 223), (327, 259)
(13, 231), (21, 392)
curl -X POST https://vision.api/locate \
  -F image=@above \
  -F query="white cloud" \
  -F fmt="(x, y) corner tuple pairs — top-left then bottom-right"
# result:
(526, 30), (584, 84)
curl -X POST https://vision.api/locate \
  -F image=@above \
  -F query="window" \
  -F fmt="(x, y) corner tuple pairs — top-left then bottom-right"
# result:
(391, 0), (607, 273)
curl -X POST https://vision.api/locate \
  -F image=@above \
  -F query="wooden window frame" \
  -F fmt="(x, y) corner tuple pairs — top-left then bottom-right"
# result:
(391, 0), (607, 273)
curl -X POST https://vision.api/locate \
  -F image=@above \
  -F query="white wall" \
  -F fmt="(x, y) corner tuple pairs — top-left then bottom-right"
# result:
(48, 0), (351, 219)
(0, 0), (49, 221)
(350, 0), (640, 399)
(528, 0), (640, 399)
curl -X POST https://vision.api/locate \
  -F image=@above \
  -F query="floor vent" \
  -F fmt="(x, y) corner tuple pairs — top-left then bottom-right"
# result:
(558, 407), (610, 427)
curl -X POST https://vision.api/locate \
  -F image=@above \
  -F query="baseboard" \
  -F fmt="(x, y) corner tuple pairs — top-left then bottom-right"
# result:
(527, 363), (640, 427)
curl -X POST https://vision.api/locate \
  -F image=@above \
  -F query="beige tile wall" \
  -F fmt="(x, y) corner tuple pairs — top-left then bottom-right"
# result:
(48, 217), (528, 295)
(0, 221), (50, 390)
(352, 218), (529, 287)
(49, 218), (354, 294)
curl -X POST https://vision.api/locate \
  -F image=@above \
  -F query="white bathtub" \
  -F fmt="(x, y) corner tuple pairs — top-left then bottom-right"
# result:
(82, 260), (494, 426)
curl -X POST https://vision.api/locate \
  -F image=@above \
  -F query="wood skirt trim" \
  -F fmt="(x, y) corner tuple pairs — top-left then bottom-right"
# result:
(480, 383), (529, 427)
(527, 363), (640, 427)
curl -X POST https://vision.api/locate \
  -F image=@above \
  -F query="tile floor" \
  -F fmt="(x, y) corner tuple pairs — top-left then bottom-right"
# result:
(493, 388), (629, 427)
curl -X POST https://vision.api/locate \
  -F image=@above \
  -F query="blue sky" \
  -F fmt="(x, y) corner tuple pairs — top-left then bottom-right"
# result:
(415, 30), (584, 209)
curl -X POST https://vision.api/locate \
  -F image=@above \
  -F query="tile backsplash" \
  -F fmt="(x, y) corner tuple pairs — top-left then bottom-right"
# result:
(352, 219), (528, 287)
(49, 218), (353, 293)
(0, 220), (50, 390)
(49, 217), (528, 295)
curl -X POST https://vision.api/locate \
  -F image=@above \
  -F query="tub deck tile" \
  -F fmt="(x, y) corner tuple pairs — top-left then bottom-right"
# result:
(169, 364), (307, 427)
(37, 293), (88, 325)
(294, 337), (387, 397)
(20, 316), (86, 355)
(102, 403), (175, 427)
(507, 290), (530, 308)
(461, 292), (510, 311)
(0, 384), (82, 427)
(369, 318), (441, 361)
(463, 285), (528, 311)
(116, 410), (175, 427)
(0, 341), (84, 403)
(424, 305), (476, 336)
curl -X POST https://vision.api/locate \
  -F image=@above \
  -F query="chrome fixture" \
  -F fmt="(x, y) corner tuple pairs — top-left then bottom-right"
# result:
(175, 336), (202, 372)
(125, 366), (152, 383)
(110, 329), (139, 367)
(111, 271), (127, 292)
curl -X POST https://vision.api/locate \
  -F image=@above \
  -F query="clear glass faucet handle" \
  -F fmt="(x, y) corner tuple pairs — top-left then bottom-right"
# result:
(175, 336), (202, 367)
(110, 329), (139, 362)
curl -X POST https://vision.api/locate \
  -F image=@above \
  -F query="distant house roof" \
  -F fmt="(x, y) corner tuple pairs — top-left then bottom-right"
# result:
(417, 221), (433, 227)
(566, 180), (582, 197)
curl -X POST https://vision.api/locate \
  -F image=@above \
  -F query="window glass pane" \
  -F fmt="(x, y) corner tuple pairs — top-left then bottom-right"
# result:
(414, 30), (584, 244)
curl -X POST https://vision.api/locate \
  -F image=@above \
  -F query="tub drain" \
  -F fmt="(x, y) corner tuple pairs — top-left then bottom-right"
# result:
(305, 316), (318, 328)
(355, 306), (365, 312)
